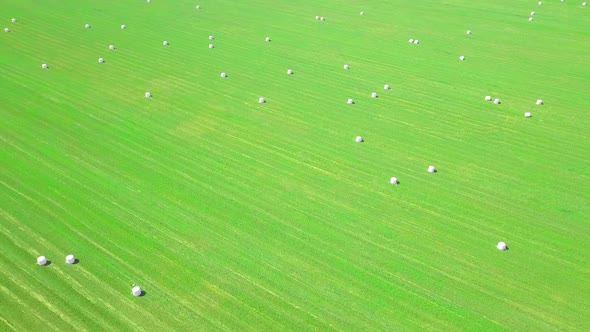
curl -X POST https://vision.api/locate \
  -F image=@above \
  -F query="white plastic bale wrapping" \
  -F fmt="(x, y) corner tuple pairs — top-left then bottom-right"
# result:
(258, 97), (265, 103)
(347, 98), (353, 104)
(65, 254), (75, 264)
(428, 166), (436, 173)
(459, 55), (465, 61)
(132, 286), (142, 296)
(371, 92), (377, 98)
(343, 64), (349, 70)
(485, 96), (492, 101)
(536, 99), (543, 105)
(41, 63), (48, 69)
(145, 92), (151, 98)
(525, 112), (532, 118)
(37, 256), (47, 266)
(209, 35), (214, 40)
(494, 98), (500, 104)
(221, 72), (226, 78)
(355, 136), (363, 143)
(384, 84), (390, 90)
(390, 177), (398, 185)
(209, 44), (214, 49)
(409, 39), (414, 43)
(85, 24), (90, 28)
(12, 18), (17, 23)
(121, 24), (126, 29)
(287, 69), (293, 75)
(98, 58), (104, 63)
(497, 242), (507, 250)
(109, 45), (115, 50)
(414, 39), (419, 44)
(4, 28), (9, 33)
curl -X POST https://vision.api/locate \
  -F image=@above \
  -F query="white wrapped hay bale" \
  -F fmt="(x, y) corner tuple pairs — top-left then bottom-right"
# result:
(196, 5), (200, 9)
(485, 96), (492, 101)
(4, 27), (9, 33)
(384, 84), (390, 90)
(220, 72), (226, 78)
(371, 92), (377, 98)
(428, 165), (436, 173)
(414, 39), (419, 44)
(529, 17), (534, 21)
(98, 58), (104, 63)
(121, 24), (126, 29)
(360, 11), (364, 15)
(459, 55), (465, 61)
(265, 37), (270, 42)
(145, 92), (151, 98)
(536, 99), (543, 105)
(65, 254), (75, 264)
(497, 241), (507, 250)
(315, 16), (319, 20)
(163, 40), (169, 46)
(287, 69), (293, 75)
(109, 44), (115, 50)
(343, 64), (349, 70)
(209, 35), (214, 40)
(390, 177), (398, 185)
(258, 97), (265, 103)
(466, 30), (472, 35)
(347, 98), (354, 104)
(355, 136), (363, 143)
(538, 1), (542, 5)
(531, 11), (535, 16)
(37, 256), (47, 266)
(409, 38), (414, 43)
(41, 63), (48, 69)
(524, 112), (532, 118)
(493, 98), (500, 104)
(85, 23), (90, 29)
(320, 17), (325, 21)
(11, 18), (17, 23)
(209, 44), (214, 49)
(132, 286), (142, 296)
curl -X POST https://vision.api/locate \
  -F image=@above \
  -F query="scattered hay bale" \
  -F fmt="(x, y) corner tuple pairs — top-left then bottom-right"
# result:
(497, 241), (507, 250)
(529, 17), (534, 21)
(287, 69), (293, 75)
(409, 38), (414, 43)
(41, 63), (48, 69)
(320, 17), (325, 21)
(37, 256), (47, 266)
(524, 112), (532, 118)
(371, 92), (377, 98)
(466, 30), (472, 35)
(65, 254), (75, 264)
(11, 18), (16, 23)
(163, 40), (169, 45)
(145, 92), (151, 98)
(360, 11), (365, 15)
(538, 1), (542, 5)
(121, 24), (126, 29)
(132, 286), (142, 296)
(98, 58), (104, 63)
(315, 16), (319, 20)
(220, 72), (226, 78)
(390, 177), (398, 185)
(485, 96), (492, 101)
(347, 98), (354, 104)
(493, 98), (500, 104)
(258, 97), (265, 103)
(265, 37), (270, 42)
(531, 11), (535, 16)
(459, 55), (465, 61)
(343, 64), (349, 70)
(85, 23), (90, 29)
(414, 39), (419, 44)
(4, 27), (9, 33)
(536, 99), (543, 105)
(384, 84), (390, 90)
(428, 166), (436, 173)
(209, 35), (214, 40)
(109, 45), (115, 50)
(209, 44), (214, 49)
(355, 136), (363, 143)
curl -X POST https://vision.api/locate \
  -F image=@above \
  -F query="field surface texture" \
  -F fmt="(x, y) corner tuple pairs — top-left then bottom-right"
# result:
(1, 0), (590, 330)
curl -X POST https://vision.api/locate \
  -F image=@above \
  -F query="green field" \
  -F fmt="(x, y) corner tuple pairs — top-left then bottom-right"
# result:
(2, 0), (590, 330)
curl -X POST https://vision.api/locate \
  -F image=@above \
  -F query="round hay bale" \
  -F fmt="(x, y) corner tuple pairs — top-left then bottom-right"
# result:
(531, 11), (535, 16)
(538, 1), (542, 5)
(409, 38), (414, 43)
(497, 241), (507, 250)
(209, 44), (214, 49)
(220, 72), (226, 78)
(343, 64), (349, 70)
(414, 39), (419, 44)
(163, 40), (169, 46)
(258, 97), (265, 103)
(355, 136), (363, 143)
(265, 37), (270, 42)
(85, 23), (90, 29)
(4, 27), (9, 33)
(315, 16), (319, 20)
(485, 96), (492, 101)
(360, 11), (364, 15)
(584, 2), (588, 6)
(11, 18), (16, 23)
(41, 63), (48, 69)
(65, 254), (75, 264)
(536, 99), (543, 105)
(209, 35), (214, 40)
(147, 0), (151, 3)
(428, 165), (436, 173)
(347, 98), (354, 104)
(390, 177), (398, 185)
(466, 30), (472, 35)
(384, 84), (390, 90)
(287, 69), (293, 75)
(98, 58), (104, 63)
(524, 112), (532, 118)
(121, 24), (126, 29)
(529, 17), (534, 21)
(109, 44), (115, 50)
(459, 55), (465, 61)
(145, 92), (151, 98)
(320, 17), (325, 21)
(37, 256), (47, 266)
(493, 98), (500, 104)
(196, 5), (200, 9)
(132, 286), (142, 296)
(371, 92), (377, 98)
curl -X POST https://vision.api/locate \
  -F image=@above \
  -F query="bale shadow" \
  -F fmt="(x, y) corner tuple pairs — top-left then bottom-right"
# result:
(139, 291), (147, 297)
(43, 260), (52, 266)
(72, 258), (80, 264)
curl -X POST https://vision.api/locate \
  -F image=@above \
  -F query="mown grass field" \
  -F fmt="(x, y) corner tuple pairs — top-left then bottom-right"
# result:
(1, 0), (590, 330)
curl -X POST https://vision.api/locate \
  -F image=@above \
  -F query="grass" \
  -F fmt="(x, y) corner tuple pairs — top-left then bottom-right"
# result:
(1, 0), (590, 330)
